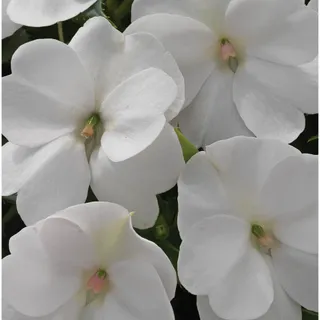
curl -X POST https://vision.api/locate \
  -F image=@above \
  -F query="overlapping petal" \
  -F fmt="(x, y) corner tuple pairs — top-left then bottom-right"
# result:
(90, 125), (183, 229)
(90, 147), (159, 229)
(233, 61), (306, 143)
(177, 68), (252, 147)
(106, 261), (175, 320)
(197, 258), (301, 320)
(177, 151), (229, 239)
(127, 13), (214, 106)
(3, 228), (81, 317)
(70, 17), (185, 119)
(241, 3), (318, 65)
(178, 215), (273, 320)
(272, 244), (318, 311)
(132, 0), (231, 32)
(235, 57), (318, 115)
(100, 68), (177, 162)
(7, 0), (97, 27)
(3, 142), (40, 196)
(3, 39), (95, 147)
(205, 137), (300, 216)
(16, 135), (90, 225)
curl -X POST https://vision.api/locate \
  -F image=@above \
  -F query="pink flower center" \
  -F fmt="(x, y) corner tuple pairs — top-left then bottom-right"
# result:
(81, 114), (100, 139)
(251, 224), (275, 250)
(86, 268), (108, 294)
(220, 39), (237, 61)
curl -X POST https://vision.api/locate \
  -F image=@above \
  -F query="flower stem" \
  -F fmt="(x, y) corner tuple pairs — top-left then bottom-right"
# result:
(57, 22), (65, 43)
(163, 240), (180, 254)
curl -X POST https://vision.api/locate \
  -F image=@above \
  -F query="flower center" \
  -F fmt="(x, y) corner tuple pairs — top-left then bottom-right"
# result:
(86, 268), (108, 294)
(251, 224), (275, 250)
(81, 114), (100, 139)
(219, 38), (238, 73)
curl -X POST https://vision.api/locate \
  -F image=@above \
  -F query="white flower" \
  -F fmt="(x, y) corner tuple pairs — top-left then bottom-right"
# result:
(3, 202), (177, 320)
(177, 137), (318, 320)
(3, 17), (185, 229)
(6, 0), (97, 27)
(127, 0), (318, 146)
(2, 0), (21, 38)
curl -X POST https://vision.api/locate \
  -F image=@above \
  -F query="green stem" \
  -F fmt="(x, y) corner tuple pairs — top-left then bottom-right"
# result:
(163, 240), (180, 254)
(57, 22), (65, 43)
(114, 0), (133, 23)
(99, 0), (117, 28)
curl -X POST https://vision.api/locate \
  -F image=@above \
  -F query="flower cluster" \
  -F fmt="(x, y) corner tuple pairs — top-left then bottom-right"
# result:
(2, 0), (318, 320)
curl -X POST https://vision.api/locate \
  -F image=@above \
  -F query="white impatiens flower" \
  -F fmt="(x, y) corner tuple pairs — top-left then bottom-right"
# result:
(3, 202), (177, 320)
(177, 137), (318, 320)
(2, 0), (21, 38)
(6, 0), (97, 27)
(127, 0), (318, 146)
(3, 17), (185, 229)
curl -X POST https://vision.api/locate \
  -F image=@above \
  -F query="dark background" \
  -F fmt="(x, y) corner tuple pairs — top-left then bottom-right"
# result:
(2, 1), (318, 319)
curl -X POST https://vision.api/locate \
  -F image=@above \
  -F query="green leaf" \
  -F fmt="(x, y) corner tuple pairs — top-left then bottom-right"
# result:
(307, 135), (318, 143)
(174, 128), (199, 162)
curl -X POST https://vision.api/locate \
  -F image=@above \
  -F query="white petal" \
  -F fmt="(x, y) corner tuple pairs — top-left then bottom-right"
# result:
(177, 68), (253, 147)
(272, 244), (318, 311)
(2, 142), (39, 196)
(10, 39), (94, 115)
(197, 296), (220, 320)
(208, 248), (273, 320)
(177, 151), (229, 239)
(58, 202), (176, 300)
(3, 39), (95, 147)
(308, 0), (318, 11)
(3, 75), (76, 147)
(7, 0), (96, 27)
(260, 155), (318, 253)
(205, 137), (300, 218)
(178, 214), (273, 320)
(3, 300), (33, 320)
(70, 17), (185, 119)
(16, 135), (90, 225)
(239, 57), (318, 116)
(261, 154), (318, 214)
(274, 205), (318, 254)
(246, 5), (318, 65)
(100, 68), (177, 162)
(90, 147), (160, 229)
(69, 17), (125, 104)
(233, 60), (305, 143)
(104, 260), (175, 320)
(178, 215), (250, 294)
(39, 217), (98, 270)
(50, 201), (134, 264)
(131, 0), (231, 33)
(126, 13), (214, 106)
(226, 0), (302, 56)
(3, 231), (81, 317)
(197, 258), (301, 320)
(115, 232), (177, 300)
(2, 0), (21, 39)
(122, 32), (185, 120)
(94, 124), (183, 195)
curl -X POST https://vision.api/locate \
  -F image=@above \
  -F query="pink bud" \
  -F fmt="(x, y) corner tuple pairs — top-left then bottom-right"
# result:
(87, 269), (107, 294)
(220, 42), (237, 61)
(258, 235), (274, 249)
